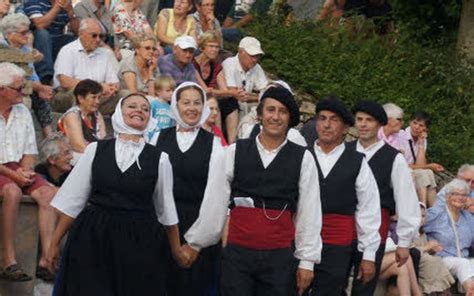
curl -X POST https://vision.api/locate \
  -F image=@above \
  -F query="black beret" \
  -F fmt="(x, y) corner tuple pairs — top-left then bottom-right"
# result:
(316, 96), (354, 126)
(260, 86), (300, 127)
(352, 100), (388, 125)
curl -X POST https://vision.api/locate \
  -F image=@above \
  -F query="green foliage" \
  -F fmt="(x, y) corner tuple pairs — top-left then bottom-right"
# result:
(246, 18), (474, 170)
(389, 0), (462, 43)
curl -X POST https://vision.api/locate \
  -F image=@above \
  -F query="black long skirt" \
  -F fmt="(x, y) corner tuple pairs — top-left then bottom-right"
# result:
(53, 205), (166, 296)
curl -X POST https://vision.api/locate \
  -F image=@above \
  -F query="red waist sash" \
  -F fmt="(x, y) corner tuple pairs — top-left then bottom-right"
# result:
(228, 207), (295, 250)
(379, 208), (391, 243)
(321, 214), (356, 246)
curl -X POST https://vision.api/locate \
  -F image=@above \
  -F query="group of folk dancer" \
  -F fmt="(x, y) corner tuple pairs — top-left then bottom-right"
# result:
(47, 81), (420, 296)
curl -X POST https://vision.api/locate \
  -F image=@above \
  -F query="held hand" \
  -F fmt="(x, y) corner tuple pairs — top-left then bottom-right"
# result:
(357, 260), (375, 284)
(296, 268), (314, 295)
(14, 168), (34, 187)
(419, 131), (427, 140)
(205, 13), (215, 25)
(428, 240), (443, 253)
(38, 85), (53, 100)
(431, 163), (445, 172)
(205, 87), (214, 97)
(32, 49), (44, 63)
(233, 89), (246, 101)
(180, 244), (199, 268)
(56, 0), (69, 9)
(46, 242), (60, 274)
(396, 247), (410, 267)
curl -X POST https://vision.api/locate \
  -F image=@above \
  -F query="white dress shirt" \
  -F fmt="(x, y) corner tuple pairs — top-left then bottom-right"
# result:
(0, 104), (38, 164)
(356, 140), (421, 247)
(50, 140), (178, 226)
(313, 141), (381, 261)
(222, 55), (268, 93)
(185, 136), (323, 271)
(53, 39), (119, 88)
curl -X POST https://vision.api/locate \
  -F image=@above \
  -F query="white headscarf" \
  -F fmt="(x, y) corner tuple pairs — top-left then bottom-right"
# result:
(111, 94), (157, 171)
(170, 82), (210, 130)
(111, 94), (157, 136)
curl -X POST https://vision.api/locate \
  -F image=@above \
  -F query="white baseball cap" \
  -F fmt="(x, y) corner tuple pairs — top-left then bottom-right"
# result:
(174, 36), (197, 50)
(238, 36), (264, 56)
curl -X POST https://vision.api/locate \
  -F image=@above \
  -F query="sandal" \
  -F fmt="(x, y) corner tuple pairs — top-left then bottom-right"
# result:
(35, 266), (55, 282)
(1, 264), (32, 282)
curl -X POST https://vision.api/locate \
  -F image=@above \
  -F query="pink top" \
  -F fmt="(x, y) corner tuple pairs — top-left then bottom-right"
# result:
(377, 127), (403, 151)
(398, 127), (427, 165)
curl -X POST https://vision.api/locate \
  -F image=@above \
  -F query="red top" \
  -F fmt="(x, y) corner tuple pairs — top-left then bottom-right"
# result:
(192, 59), (223, 88)
(211, 125), (228, 146)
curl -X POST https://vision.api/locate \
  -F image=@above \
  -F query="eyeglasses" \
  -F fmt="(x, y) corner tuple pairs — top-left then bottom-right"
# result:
(462, 178), (474, 185)
(16, 30), (30, 36)
(449, 193), (468, 198)
(6, 85), (25, 93)
(142, 46), (158, 51)
(88, 32), (106, 39)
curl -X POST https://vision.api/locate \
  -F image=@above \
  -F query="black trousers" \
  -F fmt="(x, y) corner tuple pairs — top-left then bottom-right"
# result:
(349, 243), (386, 296)
(309, 244), (353, 296)
(220, 244), (298, 296)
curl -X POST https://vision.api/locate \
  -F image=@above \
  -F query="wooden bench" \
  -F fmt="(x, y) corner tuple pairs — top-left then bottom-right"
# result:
(0, 196), (39, 296)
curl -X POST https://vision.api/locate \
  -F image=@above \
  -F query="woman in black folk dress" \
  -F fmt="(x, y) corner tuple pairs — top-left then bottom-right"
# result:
(153, 82), (225, 296)
(47, 93), (184, 296)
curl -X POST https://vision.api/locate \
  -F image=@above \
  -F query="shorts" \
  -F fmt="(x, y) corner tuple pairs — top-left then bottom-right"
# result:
(218, 97), (239, 119)
(0, 162), (51, 195)
(442, 256), (474, 284)
(413, 169), (437, 190)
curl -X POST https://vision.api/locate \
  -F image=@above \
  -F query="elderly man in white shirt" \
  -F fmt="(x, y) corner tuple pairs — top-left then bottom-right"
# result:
(221, 36), (268, 144)
(52, 18), (119, 115)
(0, 63), (57, 282)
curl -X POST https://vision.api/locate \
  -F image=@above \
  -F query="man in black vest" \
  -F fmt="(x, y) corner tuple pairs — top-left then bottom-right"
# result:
(348, 100), (420, 295)
(308, 96), (381, 296)
(181, 85), (323, 296)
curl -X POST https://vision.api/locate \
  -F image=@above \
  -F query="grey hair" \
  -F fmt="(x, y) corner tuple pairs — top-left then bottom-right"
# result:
(39, 132), (68, 163)
(79, 18), (102, 33)
(0, 62), (25, 87)
(131, 33), (157, 49)
(0, 13), (30, 35)
(382, 103), (404, 119)
(457, 164), (474, 177)
(445, 179), (470, 197)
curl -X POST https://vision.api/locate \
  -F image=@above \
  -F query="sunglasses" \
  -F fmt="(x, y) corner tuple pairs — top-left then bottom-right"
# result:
(142, 46), (158, 51)
(88, 32), (106, 39)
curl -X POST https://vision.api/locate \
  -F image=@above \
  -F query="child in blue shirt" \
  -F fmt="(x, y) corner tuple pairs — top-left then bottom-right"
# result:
(147, 75), (176, 143)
